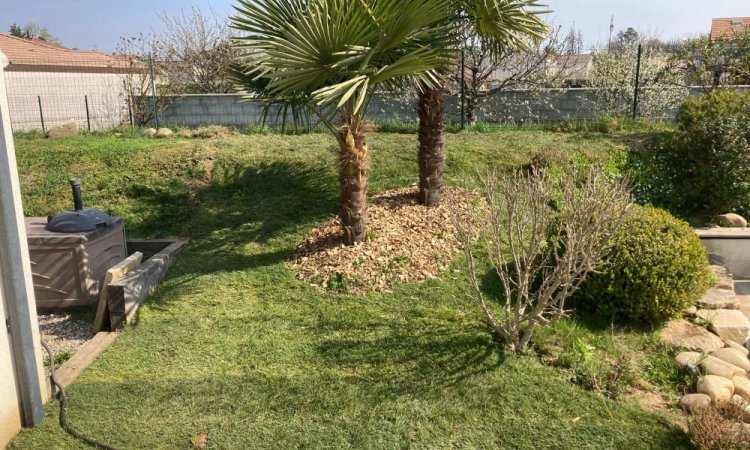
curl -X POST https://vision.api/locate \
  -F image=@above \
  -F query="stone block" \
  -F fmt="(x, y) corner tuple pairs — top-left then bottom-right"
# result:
(696, 309), (750, 345)
(660, 319), (725, 353)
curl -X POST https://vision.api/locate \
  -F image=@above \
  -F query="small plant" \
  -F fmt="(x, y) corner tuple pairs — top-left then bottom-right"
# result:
(44, 350), (72, 367)
(576, 205), (712, 324)
(326, 273), (349, 292)
(457, 164), (632, 353)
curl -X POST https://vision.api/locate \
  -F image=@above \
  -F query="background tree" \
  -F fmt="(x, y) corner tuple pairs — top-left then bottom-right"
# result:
(614, 27), (639, 48)
(8, 22), (61, 44)
(669, 31), (750, 91)
(155, 7), (239, 93)
(564, 26), (584, 55)
(416, 0), (548, 207)
(448, 25), (573, 123)
(232, 0), (455, 245)
(115, 34), (185, 126)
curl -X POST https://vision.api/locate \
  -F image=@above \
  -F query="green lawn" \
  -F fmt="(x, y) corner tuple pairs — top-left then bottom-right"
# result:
(10, 129), (691, 449)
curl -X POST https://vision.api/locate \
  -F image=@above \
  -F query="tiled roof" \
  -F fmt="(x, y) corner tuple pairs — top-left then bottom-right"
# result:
(711, 17), (750, 40)
(0, 33), (130, 69)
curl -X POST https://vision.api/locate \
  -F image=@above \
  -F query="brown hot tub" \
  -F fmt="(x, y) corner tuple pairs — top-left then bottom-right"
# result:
(25, 179), (128, 312)
(26, 218), (127, 311)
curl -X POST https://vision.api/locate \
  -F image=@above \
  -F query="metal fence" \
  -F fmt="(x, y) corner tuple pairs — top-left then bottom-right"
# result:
(2, 52), (136, 132)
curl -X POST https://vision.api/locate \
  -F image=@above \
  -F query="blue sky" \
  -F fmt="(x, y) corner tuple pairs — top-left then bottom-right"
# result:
(1, 0), (748, 52)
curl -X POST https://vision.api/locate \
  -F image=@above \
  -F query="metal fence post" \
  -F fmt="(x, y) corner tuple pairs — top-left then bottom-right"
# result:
(36, 96), (45, 133)
(127, 97), (134, 128)
(460, 49), (466, 130)
(632, 44), (643, 120)
(148, 53), (159, 128)
(84, 95), (91, 131)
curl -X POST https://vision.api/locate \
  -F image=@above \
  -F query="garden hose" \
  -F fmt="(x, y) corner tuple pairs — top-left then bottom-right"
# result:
(40, 340), (120, 450)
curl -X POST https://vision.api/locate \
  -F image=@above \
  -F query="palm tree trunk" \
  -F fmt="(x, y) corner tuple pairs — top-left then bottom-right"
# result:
(337, 126), (369, 245)
(417, 83), (446, 207)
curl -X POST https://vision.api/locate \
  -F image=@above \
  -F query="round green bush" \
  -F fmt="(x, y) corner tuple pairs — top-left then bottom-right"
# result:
(576, 205), (711, 324)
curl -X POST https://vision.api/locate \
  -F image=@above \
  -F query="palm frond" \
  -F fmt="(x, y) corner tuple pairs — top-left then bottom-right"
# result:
(231, 0), (456, 123)
(460, 0), (550, 53)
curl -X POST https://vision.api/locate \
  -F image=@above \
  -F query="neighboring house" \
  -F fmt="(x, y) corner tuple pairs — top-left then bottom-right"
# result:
(0, 34), (135, 131)
(481, 53), (593, 92)
(711, 17), (750, 41)
(545, 54), (593, 88)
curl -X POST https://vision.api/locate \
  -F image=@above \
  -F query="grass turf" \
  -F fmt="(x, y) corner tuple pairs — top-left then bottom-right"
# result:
(9, 129), (691, 449)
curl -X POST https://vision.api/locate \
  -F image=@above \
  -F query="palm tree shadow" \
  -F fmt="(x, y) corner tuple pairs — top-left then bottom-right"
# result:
(176, 159), (340, 275)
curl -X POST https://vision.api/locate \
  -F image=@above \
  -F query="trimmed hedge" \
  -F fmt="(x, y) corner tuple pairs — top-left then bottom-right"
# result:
(576, 205), (711, 324)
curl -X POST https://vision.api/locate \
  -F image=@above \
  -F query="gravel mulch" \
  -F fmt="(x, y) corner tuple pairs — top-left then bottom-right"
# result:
(293, 186), (479, 294)
(38, 314), (93, 358)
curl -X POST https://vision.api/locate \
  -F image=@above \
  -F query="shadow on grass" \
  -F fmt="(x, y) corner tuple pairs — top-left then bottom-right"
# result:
(176, 158), (339, 275)
(314, 316), (504, 399)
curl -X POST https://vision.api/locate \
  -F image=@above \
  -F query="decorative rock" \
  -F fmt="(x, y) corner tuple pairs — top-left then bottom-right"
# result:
(696, 309), (750, 345)
(733, 376), (750, 402)
(724, 339), (750, 357)
(660, 319), (725, 353)
(47, 120), (78, 139)
(142, 128), (157, 137)
(676, 351), (702, 368)
(680, 393), (712, 413)
(155, 128), (173, 138)
(686, 306), (698, 316)
(697, 375), (735, 403)
(711, 348), (750, 372)
(716, 213), (748, 228)
(697, 288), (740, 310)
(700, 355), (746, 379)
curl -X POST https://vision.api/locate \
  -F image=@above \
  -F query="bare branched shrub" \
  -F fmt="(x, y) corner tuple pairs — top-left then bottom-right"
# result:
(688, 401), (750, 450)
(457, 165), (632, 353)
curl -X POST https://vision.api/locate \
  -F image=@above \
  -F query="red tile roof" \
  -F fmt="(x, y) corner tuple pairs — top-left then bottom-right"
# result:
(0, 33), (130, 69)
(711, 17), (750, 40)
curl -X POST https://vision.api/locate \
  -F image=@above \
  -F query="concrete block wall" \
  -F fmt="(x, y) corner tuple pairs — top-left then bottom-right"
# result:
(147, 88), (712, 128)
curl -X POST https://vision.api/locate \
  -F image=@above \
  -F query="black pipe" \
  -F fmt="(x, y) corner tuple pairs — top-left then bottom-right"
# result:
(70, 179), (84, 211)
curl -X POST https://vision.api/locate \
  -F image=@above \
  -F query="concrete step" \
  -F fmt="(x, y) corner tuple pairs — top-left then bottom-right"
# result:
(737, 281), (750, 321)
(697, 287), (740, 310)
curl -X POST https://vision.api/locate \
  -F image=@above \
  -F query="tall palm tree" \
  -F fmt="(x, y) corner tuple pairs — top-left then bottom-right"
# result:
(231, 0), (455, 245)
(417, 1), (548, 206)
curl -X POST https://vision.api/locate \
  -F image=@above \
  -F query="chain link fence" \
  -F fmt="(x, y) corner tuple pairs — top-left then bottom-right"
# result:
(3, 51), (136, 132)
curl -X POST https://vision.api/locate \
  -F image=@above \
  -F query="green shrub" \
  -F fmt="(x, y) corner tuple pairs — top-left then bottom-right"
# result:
(676, 89), (750, 131)
(669, 116), (750, 217)
(629, 91), (750, 220)
(576, 205), (711, 324)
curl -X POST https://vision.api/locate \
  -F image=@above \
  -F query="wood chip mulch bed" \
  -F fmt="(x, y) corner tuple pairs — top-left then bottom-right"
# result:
(292, 187), (479, 294)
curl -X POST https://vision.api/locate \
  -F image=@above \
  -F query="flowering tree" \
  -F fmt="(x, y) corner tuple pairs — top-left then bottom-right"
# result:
(447, 25), (574, 123)
(589, 42), (687, 118)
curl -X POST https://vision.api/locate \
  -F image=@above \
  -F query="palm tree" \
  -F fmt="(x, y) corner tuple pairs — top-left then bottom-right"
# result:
(417, 1), (548, 206)
(231, 0), (455, 245)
